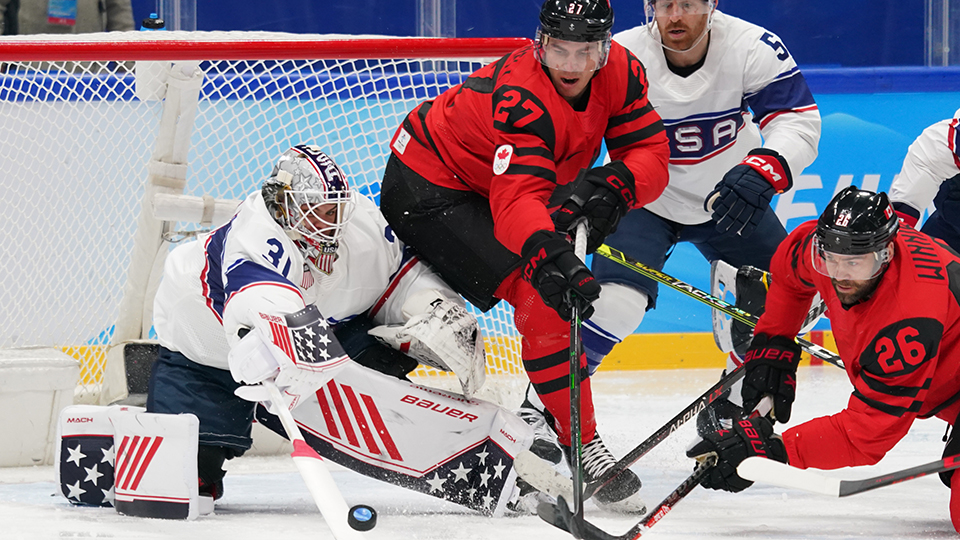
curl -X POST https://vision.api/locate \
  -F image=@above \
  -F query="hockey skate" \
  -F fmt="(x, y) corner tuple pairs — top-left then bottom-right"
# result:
(515, 384), (563, 465)
(563, 432), (646, 514)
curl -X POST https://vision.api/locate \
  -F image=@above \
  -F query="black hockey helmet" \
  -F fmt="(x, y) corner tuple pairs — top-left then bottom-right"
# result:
(816, 186), (898, 255)
(538, 0), (614, 43)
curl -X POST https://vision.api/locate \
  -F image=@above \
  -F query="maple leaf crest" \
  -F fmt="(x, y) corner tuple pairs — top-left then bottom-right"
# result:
(497, 147), (510, 160)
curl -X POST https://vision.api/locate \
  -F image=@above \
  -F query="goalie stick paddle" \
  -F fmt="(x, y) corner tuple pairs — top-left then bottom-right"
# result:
(738, 453), (960, 497)
(538, 455), (717, 540)
(519, 363), (747, 505)
(595, 244), (844, 369)
(263, 381), (368, 540)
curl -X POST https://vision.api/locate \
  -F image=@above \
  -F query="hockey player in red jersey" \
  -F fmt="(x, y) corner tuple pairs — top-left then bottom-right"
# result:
(379, 0), (670, 513)
(688, 186), (960, 533)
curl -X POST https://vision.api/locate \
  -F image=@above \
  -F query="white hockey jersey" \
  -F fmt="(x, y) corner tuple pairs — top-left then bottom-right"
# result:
(889, 107), (960, 221)
(154, 190), (438, 371)
(615, 11), (821, 225)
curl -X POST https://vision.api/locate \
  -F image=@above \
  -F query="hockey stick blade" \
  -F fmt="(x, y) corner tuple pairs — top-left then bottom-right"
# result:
(738, 454), (960, 497)
(540, 457), (716, 540)
(516, 366), (746, 504)
(596, 244), (844, 369)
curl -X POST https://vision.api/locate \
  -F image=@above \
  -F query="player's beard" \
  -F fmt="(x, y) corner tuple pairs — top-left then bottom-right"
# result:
(831, 276), (881, 307)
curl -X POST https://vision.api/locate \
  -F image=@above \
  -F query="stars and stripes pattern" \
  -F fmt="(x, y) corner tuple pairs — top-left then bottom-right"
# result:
(267, 304), (349, 369)
(414, 439), (515, 515)
(59, 435), (116, 507)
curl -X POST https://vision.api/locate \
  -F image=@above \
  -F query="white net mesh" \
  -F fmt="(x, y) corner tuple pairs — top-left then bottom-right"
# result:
(0, 33), (529, 407)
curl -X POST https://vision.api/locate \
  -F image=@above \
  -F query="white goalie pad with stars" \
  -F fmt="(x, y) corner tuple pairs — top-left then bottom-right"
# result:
(55, 404), (143, 508)
(56, 405), (200, 520)
(368, 290), (486, 398)
(711, 259), (826, 354)
(254, 360), (532, 517)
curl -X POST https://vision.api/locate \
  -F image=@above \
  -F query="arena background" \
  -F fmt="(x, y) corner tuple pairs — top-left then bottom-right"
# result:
(120, 0), (960, 369)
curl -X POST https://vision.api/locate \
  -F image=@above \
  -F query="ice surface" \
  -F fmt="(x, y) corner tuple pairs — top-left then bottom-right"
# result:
(1, 366), (954, 539)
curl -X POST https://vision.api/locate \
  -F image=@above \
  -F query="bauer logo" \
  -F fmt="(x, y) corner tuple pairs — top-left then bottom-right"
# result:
(493, 145), (513, 176)
(393, 128), (411, 155)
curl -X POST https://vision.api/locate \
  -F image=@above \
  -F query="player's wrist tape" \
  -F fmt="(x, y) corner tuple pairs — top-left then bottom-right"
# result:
(742, 148), (792, 193)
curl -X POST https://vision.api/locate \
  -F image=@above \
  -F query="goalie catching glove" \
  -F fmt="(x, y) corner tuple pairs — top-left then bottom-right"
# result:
(228, 304), (351, 414)
(368, 290), (486, 398)
(686, 416), (788, 493)
(553, 161), (637, 253)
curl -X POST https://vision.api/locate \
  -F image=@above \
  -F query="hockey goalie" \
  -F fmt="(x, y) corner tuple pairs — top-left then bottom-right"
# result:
(122, 144), (535, 517)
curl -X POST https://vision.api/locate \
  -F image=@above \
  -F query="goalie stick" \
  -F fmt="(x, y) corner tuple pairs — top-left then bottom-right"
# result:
(595, 244), (844, 369)
(737, 453), (960, 497)
(263, 380), (369, 539)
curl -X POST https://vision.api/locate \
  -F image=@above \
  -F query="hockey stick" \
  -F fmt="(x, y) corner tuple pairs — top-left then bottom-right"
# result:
(263, 380), (369, 539)
(538, 398), (772, 540)
(569, 221), (589, 531)
(595, 244), (844, 369)
(538, 455), (717, 540)
(738, 453), (960, 497)
(520, 362), (747, 504)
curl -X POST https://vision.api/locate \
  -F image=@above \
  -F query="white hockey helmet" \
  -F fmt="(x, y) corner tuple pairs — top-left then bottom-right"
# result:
(263, 145), (355, 251)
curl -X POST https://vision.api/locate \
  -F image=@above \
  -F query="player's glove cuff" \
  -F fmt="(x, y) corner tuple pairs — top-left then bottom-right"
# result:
(742, 148), (793, 194)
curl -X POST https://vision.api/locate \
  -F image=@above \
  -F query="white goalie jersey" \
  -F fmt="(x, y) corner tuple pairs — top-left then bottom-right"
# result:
(615, 11), (821, 225)
(889, 107), (960, 220)
(153, 190), (443, 371)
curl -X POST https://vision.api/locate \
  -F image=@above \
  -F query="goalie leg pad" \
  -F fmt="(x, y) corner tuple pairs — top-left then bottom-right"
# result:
(112, 409), (201, 520)
(56, 404), (144, 507)
(255, 361), (533, 517)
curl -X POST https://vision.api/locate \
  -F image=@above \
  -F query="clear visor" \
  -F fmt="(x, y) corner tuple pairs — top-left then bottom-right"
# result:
(535, 33), (610, 72)
(811, 236), (892, 281)
(285, 189), (355, 246)
(645, 0), (714, 22)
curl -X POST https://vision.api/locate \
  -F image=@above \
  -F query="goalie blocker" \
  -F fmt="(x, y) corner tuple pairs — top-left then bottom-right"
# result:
(256, 360), (534, 516)
(56, 405), (203, 520)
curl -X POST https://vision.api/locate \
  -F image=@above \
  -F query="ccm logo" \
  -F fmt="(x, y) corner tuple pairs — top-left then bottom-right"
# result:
(743, 155), (782, 182)
(66, 417), (94, 423)
(401, 395), (478, 422)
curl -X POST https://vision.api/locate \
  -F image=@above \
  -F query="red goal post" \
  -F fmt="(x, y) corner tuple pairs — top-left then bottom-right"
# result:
(0, 32), (531, 409)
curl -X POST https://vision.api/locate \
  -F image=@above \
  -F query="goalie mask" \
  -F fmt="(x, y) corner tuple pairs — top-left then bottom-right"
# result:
(263, 145), (355, 266)
(535, 0), (613, 72)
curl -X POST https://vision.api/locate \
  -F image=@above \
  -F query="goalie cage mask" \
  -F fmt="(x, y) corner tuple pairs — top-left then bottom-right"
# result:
(263, 145), (356, 261)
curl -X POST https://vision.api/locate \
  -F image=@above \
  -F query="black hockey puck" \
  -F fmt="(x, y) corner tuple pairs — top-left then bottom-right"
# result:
(347, 504), (377, 531)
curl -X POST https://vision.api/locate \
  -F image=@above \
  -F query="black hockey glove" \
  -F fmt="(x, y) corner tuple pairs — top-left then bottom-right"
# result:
(705, 148), (792, 239)
(553, 161), (637, 253)
(521, 230), (600, 321)
(741, 333), (802, 423)
(686, 416), (788, 493)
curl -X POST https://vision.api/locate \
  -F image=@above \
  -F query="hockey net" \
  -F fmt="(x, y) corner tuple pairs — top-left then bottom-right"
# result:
(0, 32), (531, 408)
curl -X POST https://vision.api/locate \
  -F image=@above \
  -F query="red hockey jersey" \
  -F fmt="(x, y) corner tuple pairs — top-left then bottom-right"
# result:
(388, 42), (670, 254)
(755, 222), (960, 469)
